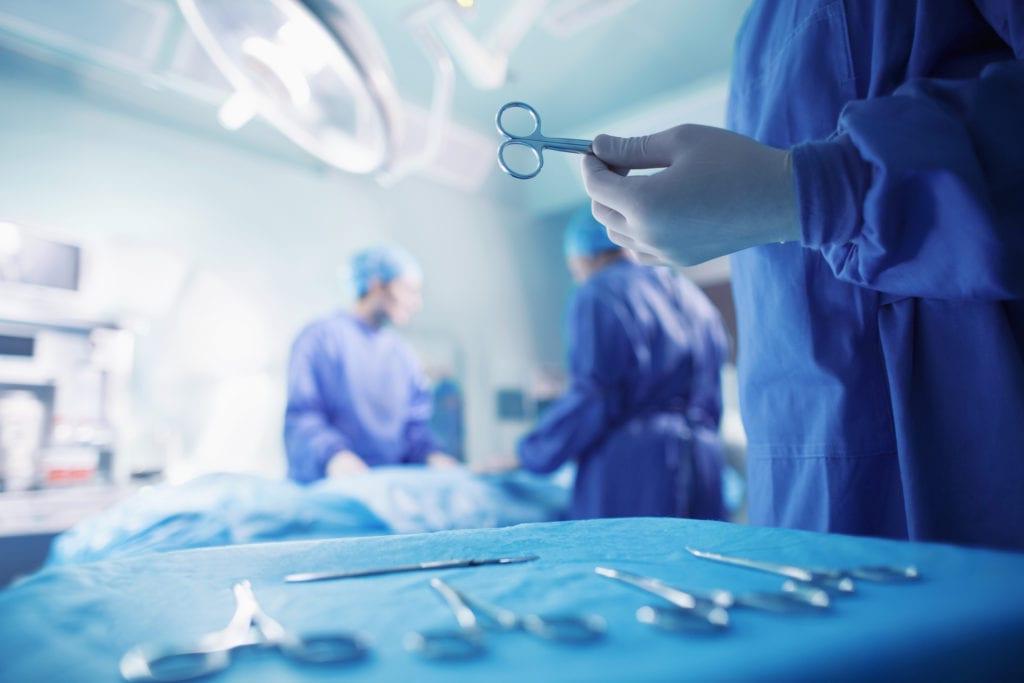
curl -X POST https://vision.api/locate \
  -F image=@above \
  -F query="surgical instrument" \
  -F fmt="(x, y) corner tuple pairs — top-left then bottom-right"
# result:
(632, 582), (830, 630)
(687, 547), (919, 591)
(284, 554), (538, 584)
(594, 566), (729, 630)
(686, 547), (856, 592)
(119, 580), (367, 682)
(496, 101), (592, 179)
(689, 584), (830, 613)
(405, 578), (606, 660)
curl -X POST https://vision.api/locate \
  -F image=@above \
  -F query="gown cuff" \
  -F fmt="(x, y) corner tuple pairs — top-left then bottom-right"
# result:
(317, 435), (352, 472)
(792, 134), (870, 248)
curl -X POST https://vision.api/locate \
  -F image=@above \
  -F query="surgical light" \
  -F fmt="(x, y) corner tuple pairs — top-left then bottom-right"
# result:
(177, 0), (400, 174)
(0, 222), (23, 256)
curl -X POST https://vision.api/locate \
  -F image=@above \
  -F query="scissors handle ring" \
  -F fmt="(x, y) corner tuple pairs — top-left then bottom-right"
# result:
(496, 101), (541, 138)
(497, 138), (543, 180)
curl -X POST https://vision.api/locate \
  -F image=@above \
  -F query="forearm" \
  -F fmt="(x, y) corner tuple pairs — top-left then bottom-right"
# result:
(402, 421), (440, 464)
(517, 384), (608, 474)
(793, 59), (1024, 300)
(284, 412), (353, 483)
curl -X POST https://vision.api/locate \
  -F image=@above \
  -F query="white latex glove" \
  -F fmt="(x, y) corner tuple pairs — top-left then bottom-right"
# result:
(326, 450), (369, 477)
(581, 125), (801, 266)
(426, 452), (461, 469)
(470, 455), (520, 475)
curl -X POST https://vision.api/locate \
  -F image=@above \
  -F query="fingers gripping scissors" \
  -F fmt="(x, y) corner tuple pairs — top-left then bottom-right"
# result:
(496, 101), (592, 180)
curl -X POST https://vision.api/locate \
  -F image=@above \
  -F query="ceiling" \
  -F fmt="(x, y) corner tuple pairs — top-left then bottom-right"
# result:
(0, 0), (751, 205)
(355, 0), (749, 134)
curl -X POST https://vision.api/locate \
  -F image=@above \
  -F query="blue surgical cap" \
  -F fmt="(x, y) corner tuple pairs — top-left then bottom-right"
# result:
(351, 246), (423, 297)
(563, 205), (620, 258)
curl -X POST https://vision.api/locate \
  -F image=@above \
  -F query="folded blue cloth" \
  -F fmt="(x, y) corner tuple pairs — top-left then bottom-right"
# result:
(48, 468), (569, 565)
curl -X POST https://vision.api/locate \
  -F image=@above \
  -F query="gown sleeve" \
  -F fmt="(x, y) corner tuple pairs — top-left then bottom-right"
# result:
(793, 1), (1024, 300)
(517, 286), (633, 474)
(283, 327), (354, 483)
(687, 296), (728, 432)
(400, 354), (440, 464)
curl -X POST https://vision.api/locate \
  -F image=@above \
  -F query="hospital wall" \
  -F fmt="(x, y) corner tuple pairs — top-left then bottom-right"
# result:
(0, 61), (573, 479)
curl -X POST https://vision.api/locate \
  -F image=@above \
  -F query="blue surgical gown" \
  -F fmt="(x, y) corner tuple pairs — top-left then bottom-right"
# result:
(728, 0), (1024, 548)
(518, 260), (728, 520)
(284, 312), (438, 483)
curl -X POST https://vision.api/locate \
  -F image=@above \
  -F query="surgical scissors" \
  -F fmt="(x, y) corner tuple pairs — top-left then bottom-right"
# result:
(687, 547), (920, 592)
(120, 581), (368, 682)
(405, 577), (606, 660)
(595, 565), (828, 619)
(595, 567), (730, 632)
(496, 101), (592, 180)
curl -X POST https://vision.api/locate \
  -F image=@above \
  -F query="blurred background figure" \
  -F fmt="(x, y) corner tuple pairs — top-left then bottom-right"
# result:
(0, 0), (750, 584)
(516, 207), (729, 520)
(284, 246), (459, 483)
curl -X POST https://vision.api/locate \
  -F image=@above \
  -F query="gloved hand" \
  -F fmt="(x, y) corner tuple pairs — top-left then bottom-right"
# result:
(327, 450), (369, 477)
(581, 124), (801, 266)
(426, 452), (462, 469)
(470, 455), (520, 475)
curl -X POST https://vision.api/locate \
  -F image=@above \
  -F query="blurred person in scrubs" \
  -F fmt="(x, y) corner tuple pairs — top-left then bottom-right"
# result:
(517, 207), (729, 520)
(284, 246), (459, 483)
(580, 2), (1024, 548)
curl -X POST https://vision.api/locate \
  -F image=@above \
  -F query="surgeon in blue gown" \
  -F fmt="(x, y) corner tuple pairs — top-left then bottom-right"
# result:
(284, 247), (458, 483)
(517, 207), (729, 520)
(580, 1), (1024, 548)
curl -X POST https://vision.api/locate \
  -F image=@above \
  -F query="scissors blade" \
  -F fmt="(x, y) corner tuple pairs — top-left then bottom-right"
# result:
(685, 547), (817, 581)
(596, 567), (730, 630)
(594, 566), (700, 610)
(687, 548), (858, 593)
(847, 565), (921, 582)
(284, 555), (538, 584)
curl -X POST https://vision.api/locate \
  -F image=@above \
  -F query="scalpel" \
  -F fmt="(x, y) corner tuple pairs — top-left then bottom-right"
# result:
(285, 555), (539, 584)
